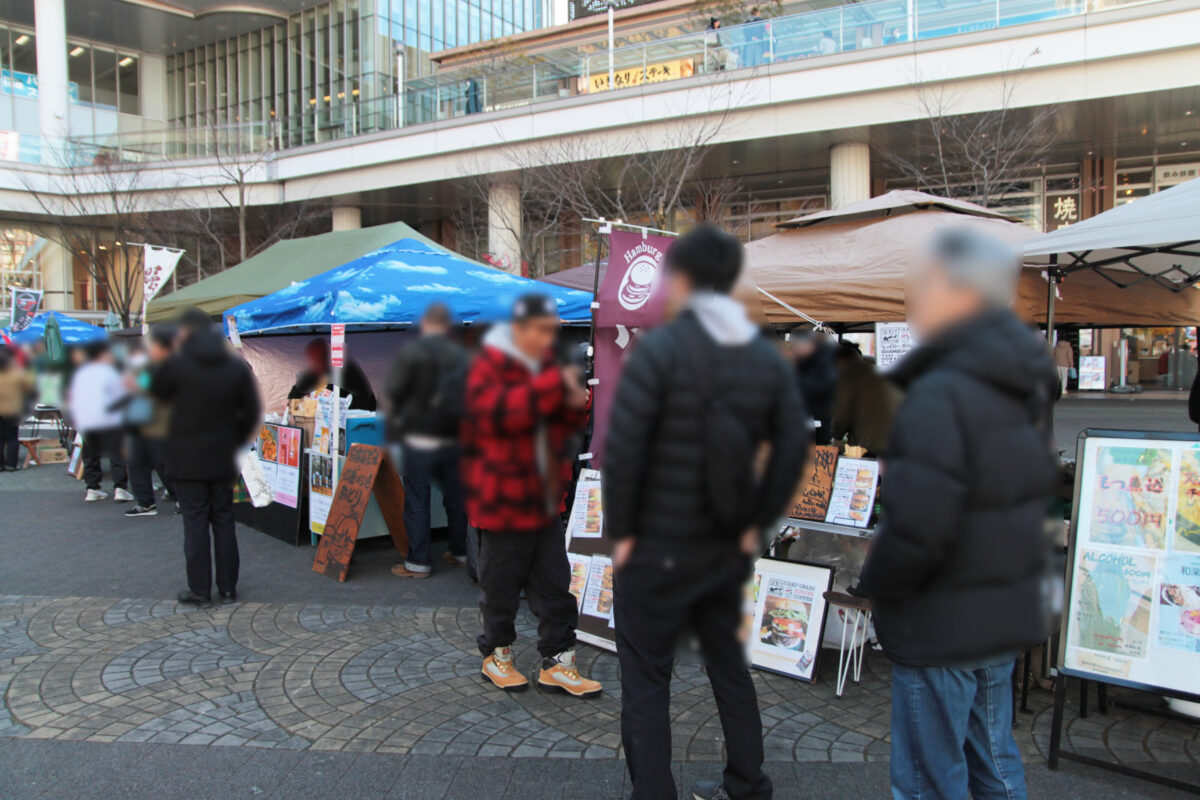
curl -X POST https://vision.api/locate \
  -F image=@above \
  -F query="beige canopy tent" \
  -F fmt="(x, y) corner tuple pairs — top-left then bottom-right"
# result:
(147, 221), (458, 322)
(746, 190), (1200, 327)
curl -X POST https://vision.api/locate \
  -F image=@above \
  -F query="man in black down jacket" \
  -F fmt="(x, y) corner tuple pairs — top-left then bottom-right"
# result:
(153, 308), (261, 608)
(604, 224), (808, 800)
(860, 228), (1057, 800)
(385, 303), (469, 577)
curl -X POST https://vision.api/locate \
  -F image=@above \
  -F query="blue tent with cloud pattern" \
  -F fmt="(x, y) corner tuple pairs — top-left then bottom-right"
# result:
(224, 238), (593, 336)
(1, 310), (107, 346)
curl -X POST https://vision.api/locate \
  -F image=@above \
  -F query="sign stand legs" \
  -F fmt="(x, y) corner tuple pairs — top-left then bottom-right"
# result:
(1047, 673), (1200, 795)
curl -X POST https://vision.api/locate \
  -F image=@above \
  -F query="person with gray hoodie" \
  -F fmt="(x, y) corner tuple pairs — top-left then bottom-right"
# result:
(604, 224), (809, 800)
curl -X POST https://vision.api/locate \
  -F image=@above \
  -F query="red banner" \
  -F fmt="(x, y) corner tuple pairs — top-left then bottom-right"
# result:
(591, 229), (673, 466)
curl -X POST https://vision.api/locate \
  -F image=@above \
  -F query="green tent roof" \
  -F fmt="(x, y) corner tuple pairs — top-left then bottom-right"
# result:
(147, 222), (456, 322)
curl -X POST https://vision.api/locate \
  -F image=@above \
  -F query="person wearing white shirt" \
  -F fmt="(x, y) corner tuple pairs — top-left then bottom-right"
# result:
(69, 341), (131, 503)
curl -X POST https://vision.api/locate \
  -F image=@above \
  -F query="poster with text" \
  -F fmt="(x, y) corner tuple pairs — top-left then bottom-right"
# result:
(1062, 433), (1200, 699)
(255, 423), (301, 509)
(308, 450), (335, 535)
(1067, 547), (1155, 660)
(1086, 445), (1170, 550)
(746, 559), (833, 682)
(581, 555), (615, 621)
(1155, 555), (1200, 654)
(566, 479), (604, 544)
(824, 457), (879, 528)
(874, 322), (913, 370)
(790, 444), (838, 521)
(567, 553), (593, 611)
(1174, 447), (1200, 554)
(1078, 356), (1106, 391)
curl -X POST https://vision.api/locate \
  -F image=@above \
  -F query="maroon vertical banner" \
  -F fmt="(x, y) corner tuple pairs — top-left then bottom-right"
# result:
(591, 229), (674, 467)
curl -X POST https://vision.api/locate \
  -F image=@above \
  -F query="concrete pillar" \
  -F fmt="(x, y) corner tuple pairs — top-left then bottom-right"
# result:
(34, 0), (69, 152)
(487, 177), (522, 274)
(37, 238), (73, 311)
(331, 205), (362, 231)
(830, 142), (871, 209)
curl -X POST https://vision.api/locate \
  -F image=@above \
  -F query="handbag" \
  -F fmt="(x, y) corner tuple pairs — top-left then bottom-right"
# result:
(1068, 367), (1078, 379)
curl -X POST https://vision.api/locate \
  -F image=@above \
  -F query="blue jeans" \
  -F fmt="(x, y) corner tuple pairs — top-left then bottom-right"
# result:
(402, 444), (467, 571)
(890, 660), (1028, 800)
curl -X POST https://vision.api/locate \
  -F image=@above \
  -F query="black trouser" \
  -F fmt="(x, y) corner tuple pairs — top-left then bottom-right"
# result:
(0, 416), (19, 469)
(129, 433), (172, 507)
(81, 428), (128, 491)
(174, 479), (239, 599)
(476, 519), (577, 659)
(401, 444), (468, 570)
(615, 539), (771, 800)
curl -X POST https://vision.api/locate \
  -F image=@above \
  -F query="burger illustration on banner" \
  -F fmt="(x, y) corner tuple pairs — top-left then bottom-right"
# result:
(617, 250), (662, 311)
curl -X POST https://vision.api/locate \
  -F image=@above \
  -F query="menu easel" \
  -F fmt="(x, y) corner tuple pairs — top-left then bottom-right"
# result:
(1047, 429), (1200, 796)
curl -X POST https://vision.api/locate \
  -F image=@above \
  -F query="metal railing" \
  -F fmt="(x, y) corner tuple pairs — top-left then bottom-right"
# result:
(52, 0), (1138, 164)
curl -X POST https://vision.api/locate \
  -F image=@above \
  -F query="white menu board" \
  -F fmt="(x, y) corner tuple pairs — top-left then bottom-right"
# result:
(1078, 356), (1106, 391)
(745, 558), (834, 682)
(580, 555), (615, 621)
(875, 322), (914, 370)
(1061, 433), (1200, 699)
(824, 457), (879, 529)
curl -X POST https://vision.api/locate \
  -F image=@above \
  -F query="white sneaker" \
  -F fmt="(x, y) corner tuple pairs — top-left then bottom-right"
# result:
(85, 489), (109, 502)
(113, 488), (134, 502)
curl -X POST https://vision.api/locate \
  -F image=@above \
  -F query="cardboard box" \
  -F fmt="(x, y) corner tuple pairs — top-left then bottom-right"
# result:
(38, 448), (68, 464)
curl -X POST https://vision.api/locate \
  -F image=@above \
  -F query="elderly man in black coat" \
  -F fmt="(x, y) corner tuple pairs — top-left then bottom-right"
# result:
(861, 228), (1057, 800)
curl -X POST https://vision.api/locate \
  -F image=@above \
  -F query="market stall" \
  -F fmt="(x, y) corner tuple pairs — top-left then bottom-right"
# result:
(222, 235), (592, 552)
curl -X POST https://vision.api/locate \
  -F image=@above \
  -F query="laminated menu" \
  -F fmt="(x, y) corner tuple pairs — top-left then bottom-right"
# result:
(823, 457), (879, 529)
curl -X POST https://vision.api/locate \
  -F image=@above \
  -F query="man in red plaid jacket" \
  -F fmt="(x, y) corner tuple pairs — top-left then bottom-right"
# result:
(462, 293), (602, 698)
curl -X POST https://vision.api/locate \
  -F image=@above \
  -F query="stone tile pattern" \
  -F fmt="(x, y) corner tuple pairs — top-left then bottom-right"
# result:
(0, 595), (1195, 766)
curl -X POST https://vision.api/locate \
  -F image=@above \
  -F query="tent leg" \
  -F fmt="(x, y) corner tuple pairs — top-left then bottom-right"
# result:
(1045, 258), (1058, 344)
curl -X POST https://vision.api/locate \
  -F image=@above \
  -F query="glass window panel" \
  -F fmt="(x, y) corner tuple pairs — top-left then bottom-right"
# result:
(93, 48), (118, 109)
(67, 43), (93, 104)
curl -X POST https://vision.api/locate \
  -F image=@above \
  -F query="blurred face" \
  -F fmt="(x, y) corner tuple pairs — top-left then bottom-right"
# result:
(664, 268), (693, 314)
(304, 345), (327, 374)
(511, 316), (559, 362)
(791, 337), (816, 360)
(148, 339), (171, 363)
(907, 260), (986, 340)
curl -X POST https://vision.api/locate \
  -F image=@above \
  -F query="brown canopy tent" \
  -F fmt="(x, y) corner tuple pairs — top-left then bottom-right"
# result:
(746, 190), (1200, 327)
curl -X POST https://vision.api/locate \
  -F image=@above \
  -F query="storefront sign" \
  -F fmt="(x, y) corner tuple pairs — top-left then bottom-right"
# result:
(874, 322), (913, 370)
(580, 58), (695, 93)
(1156, 163), (1200, 188)
(1060, 433), (1200, 701)
(592, 229), (673, 466)
(746, 558), (834, 682)
(1079, 355), (1106, 391)
(1045, 194), (1080, 232)
(790, 444), (838, 521)
(824, 457), (879, 529)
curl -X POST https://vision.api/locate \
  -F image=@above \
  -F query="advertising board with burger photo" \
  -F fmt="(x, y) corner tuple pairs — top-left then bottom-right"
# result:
(824, 457), (880, 529)
(746, 559), (833, 682)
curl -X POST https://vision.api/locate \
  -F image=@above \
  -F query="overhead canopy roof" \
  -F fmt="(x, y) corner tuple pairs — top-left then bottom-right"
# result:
(148, 222), (457, 322)
(1023, 176), (1200, 291)
(1, 310), (107, 345)
(748, 189), (1200, 326)
(225, 238), (594, 335)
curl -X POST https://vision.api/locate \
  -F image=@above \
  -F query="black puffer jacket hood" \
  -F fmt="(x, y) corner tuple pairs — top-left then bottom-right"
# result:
(891, 309), (1055, 412)
(861, 308), (1058, 666)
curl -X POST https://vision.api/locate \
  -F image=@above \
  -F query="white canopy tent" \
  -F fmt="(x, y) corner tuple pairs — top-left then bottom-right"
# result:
(1023, 177), (1200, 330)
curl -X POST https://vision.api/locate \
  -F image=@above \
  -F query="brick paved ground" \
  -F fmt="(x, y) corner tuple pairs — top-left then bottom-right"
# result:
(2, 414), (1198, 799)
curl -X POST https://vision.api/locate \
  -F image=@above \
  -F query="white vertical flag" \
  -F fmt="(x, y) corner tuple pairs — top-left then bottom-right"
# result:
(141, 245), (185, 333)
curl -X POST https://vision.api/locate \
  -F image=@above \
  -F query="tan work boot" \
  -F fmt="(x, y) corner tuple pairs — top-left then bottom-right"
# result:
(482, 646), (529, 692)
(390, 564), (430, 579)
(537, 649), (602, 698)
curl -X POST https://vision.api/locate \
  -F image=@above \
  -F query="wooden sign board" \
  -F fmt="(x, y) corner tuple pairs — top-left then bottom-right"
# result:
(312, 444), (407, 582)
(790, 444), (839, 521)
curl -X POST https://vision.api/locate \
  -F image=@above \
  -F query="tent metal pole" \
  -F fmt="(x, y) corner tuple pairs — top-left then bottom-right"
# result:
(1045, 254), (1058, 344)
